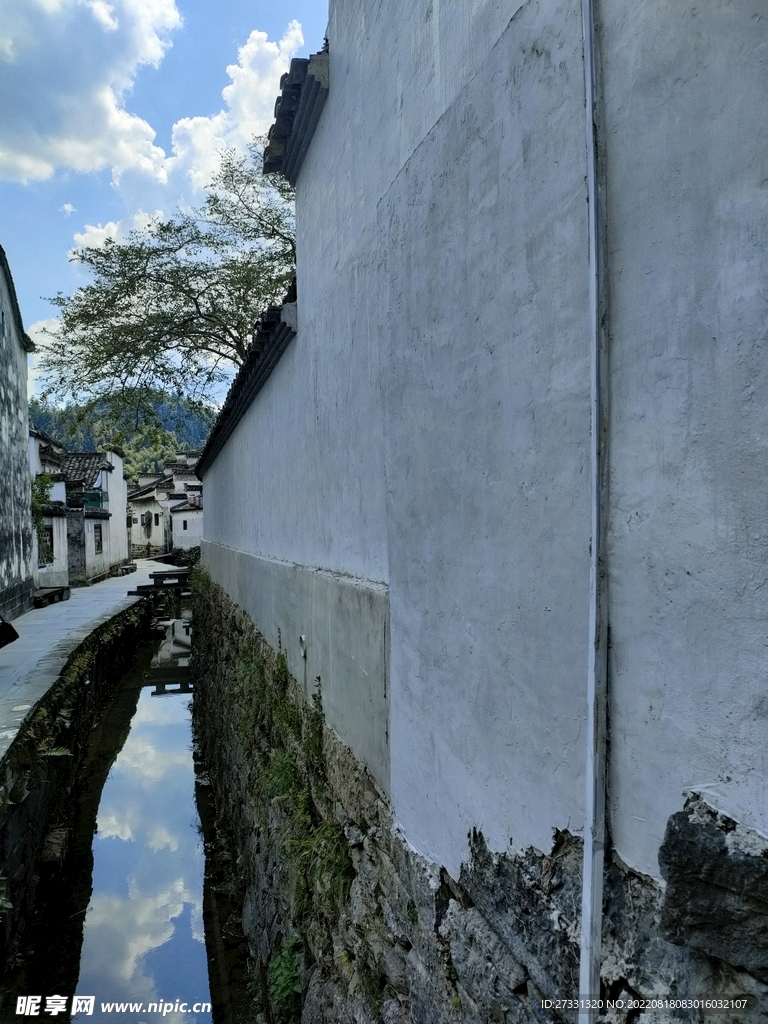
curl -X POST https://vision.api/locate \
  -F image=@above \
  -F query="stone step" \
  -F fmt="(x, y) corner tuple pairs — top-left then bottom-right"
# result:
(33, 587), (71, 608)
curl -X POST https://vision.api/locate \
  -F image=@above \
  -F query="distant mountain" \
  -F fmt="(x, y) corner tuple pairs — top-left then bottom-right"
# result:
(29, 396), (216, 484)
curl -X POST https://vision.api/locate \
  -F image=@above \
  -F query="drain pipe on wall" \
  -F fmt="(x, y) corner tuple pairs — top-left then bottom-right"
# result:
(578, 0), (609, 1019)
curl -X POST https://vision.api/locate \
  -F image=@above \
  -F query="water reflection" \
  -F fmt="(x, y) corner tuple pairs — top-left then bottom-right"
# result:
(74, 618), (210, 1022)
(13, 616), (212, 1023)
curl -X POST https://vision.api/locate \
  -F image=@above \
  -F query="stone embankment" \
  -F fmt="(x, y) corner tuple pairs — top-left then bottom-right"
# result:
(192, 571), (767, 1024)
(0, 599), (156, 996)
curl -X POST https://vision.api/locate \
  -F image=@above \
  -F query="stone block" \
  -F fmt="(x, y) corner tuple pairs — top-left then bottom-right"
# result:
(659, 798), (768, 983)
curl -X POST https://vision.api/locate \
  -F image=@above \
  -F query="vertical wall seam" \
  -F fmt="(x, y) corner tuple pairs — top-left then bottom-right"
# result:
(578, 0), (610, 1017)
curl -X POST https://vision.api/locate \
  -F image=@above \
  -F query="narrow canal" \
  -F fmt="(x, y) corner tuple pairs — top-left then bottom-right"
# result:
(6, 607), (239, 1023)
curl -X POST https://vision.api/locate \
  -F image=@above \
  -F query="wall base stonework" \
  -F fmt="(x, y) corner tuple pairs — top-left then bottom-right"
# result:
(192, 575), (767, 1024)
(201, 540), (390, 796)
(0, 578), (33, 621)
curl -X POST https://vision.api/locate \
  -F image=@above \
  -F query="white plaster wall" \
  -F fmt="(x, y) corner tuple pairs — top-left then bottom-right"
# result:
(370, 0), (590, 874)
(84, 518), (109, 579)
(202, 539), (390, 792)
(33, 515), (69, 589)
(130, 501), (165, 552)
(204, 0), (768, 887)
(601, 0), (768, 879)
(173, 509), (203, 549)
(104, 452), (128, 566)
(0, 265), (32, 610)
(29, 435), (42, 476)
(202, 312), (389, 583)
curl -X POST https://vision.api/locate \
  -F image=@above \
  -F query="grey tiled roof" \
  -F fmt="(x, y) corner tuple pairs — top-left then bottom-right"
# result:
(60, 453), (111, 487)
(197, 288), (297, 477)
(170, 500), (203, 514)
(264, 50), (329, 184)
(128, 476), (175, 499)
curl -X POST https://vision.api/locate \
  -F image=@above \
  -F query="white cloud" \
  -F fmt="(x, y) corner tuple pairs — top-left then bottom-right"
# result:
(0, 0), (181, 183)
(73, 219), (120, 248)
(90, 0), (119, 32)
(109, 733), (190, 784)
(79, 877), (202, 1019)
(71, 207), (163, 249)
(147, 824), (179, 852)
(0, 3), (302, 195)
(98, 810), (133, 841)
(161, 20), (303, 193)
(61, 202), (75, 215)
(27, 317), (58, 346)
(63, 18), (302, 255)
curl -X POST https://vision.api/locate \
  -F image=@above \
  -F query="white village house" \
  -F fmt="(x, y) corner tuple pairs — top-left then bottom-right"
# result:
(60, 451), (129, 585)
(28, 427), (69, 593)
(169, 493), (203, 551)
(128, 454), (202, 557)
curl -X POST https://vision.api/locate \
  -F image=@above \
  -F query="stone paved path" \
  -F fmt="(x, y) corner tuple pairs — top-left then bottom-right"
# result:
(0, 559), (170, 759)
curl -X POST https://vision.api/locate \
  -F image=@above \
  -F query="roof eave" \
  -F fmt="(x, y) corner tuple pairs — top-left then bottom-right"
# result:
(263, 49), (329, 185)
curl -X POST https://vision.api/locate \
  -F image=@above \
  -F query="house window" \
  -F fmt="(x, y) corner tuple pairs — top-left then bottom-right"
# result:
(38, 524), (54, 567)
(132, 517), (138, 524)
(183, 520), (188, 531)
(94, 524), (103, 554)
(82, 490), (103, 509)
(154, 513), (160, 526)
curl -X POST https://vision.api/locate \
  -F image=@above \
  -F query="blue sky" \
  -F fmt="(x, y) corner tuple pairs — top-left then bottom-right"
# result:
(0, 0), (328, 390)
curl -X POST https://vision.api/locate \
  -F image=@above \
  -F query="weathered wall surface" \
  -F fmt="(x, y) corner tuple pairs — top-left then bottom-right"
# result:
(67, 513), (112, 584)
(372, 0), (591, 874)
(84, 515), (110, 580)
(601, 0), (768, 879)
(193, 581), (768, 1022)
(66, 512), (86, 585)
(0, 251), (32, 620)
(130, 502), (166, 555)
(205, 0), (592, 876)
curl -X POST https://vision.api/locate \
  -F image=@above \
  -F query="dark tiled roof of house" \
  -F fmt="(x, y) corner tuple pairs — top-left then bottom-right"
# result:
(197, 289), (297, 477)
(170, 500), (203, 514)
(39, 444), (64, 468)
(30, 425), (65, 448)
(128, 475), (175, 499)
(60, 453), (112, 487)
(263, 50), (329, 184)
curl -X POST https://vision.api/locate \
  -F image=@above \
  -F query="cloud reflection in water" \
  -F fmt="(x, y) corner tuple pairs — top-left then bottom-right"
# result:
(76, 686), (210, 1022)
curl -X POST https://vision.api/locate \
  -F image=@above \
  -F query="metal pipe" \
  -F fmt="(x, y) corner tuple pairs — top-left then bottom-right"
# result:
(578, 0), (609, 1019)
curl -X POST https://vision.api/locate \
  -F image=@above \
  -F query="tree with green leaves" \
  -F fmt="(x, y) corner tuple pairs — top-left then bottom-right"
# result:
(39, 140), (294, 419)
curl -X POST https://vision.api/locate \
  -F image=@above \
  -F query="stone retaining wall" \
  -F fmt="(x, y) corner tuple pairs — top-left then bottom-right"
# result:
(0, 598), (155, 1006)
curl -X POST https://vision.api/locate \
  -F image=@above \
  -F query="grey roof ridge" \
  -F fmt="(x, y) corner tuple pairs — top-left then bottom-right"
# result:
(196, 292), (297, 478)
(263, 48), (329, 185)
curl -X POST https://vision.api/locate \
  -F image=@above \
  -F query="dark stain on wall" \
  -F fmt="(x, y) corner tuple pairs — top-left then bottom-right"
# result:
(0, 246), (34, 620)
